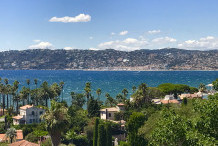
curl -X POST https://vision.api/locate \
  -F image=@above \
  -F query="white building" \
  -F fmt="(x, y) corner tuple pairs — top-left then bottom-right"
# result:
(100, 103), (125, 121)
(13, 105), (45, 125)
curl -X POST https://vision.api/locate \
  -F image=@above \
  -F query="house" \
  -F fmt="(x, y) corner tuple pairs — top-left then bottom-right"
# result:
(9, 140), (39, 146)
(179, 92), (203, 99)
(152, 95), (180, 104)
(0, 130), (23, 142)
(13, 105), (45, 125)
(100, 103), (125, 121)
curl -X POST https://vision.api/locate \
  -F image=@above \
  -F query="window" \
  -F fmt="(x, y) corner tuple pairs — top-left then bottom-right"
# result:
(109, 113), (111, 117)
(40, 111), (43, 115)
(29, 119), (32, 123)
(32, 111), (35, 115)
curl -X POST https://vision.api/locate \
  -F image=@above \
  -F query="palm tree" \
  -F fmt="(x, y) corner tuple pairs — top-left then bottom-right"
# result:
(59, 81), (64, 101)
(4, 79), (9, 109)
(20, 87), (29, 105)
(34, 79), (38, 89)
(51, 83), (61, 101)
(84, 82), (91, 100)
(40, 81), (51, 107)
(116, 93), (124, 103)
(26, 79), (31, 103)
(132, 86), (137, 93)
(13, 80), (19, 113)
(96, 88), (101, 99)
(42, 100), (69, 146)
(6, 127), (17, 143)
(122, 88), (128, 98)
(199, 83), (206, 92)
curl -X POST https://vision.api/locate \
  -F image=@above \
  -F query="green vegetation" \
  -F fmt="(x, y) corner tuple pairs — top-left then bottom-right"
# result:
(0, 77), (217, 146)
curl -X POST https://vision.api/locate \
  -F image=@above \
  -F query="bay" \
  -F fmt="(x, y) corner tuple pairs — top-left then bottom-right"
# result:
(0, 70), (217, 103)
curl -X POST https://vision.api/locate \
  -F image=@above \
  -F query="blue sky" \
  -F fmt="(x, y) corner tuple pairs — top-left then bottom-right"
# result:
(1, 0), (218, 51)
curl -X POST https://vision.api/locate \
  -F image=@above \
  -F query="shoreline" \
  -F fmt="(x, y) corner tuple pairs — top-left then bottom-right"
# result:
(0, 69), (217, 71)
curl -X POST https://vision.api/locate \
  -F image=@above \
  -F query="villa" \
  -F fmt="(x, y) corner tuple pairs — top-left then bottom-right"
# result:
(12, 105), (45, 125)
(179, 92), (203, 99)
(152, 95), (180, 104)
(100, 103), (125, 121)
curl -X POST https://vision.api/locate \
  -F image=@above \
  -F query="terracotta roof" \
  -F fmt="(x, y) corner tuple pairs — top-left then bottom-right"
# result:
(160, 99), (180, 104)
(0, 134), (6, 141)
(100, 107), (119, 112)
(13, 115), (23, 120)
(16, 130), (23, 140)
(9, 140), (39, 146)
(20, 105), (33, 110)
(0, 130), (23, 142)
(117, 103), (125, 106)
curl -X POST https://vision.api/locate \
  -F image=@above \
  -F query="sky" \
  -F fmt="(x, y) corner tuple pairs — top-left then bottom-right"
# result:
(1, 0), (218, 51)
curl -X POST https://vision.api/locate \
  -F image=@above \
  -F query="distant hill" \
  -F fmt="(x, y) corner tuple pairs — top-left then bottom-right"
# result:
(0, 48), (217, 70)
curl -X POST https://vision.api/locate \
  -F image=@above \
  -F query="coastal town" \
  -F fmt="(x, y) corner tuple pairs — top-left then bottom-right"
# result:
(0, 48), (217, 71)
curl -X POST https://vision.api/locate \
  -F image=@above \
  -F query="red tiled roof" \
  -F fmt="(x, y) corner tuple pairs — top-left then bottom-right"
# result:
(9, 140), (39, 146)
(20, 105), (33, 110)
(13, 115), (23, 120)
(160, 99), (180, 104)
(117, 103), (125, 106)
(16, 130), (23, 140)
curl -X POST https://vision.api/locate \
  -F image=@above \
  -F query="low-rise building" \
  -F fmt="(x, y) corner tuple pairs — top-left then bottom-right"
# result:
(13, 105), (45, 125)
(100, 103), (125, 121)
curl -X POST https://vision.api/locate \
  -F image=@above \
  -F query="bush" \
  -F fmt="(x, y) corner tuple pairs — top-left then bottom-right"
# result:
(72, 135), (88, 146)
(25, 132), (38, 143)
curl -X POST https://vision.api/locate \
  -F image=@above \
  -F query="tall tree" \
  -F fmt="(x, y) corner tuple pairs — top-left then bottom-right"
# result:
(93, 118), (100, 146)
(34, 79), (38, 89)
(97, 124), (106, 146)
(59, 81), (64, 101)
(96, 88), (102, 100)
(71, 92), (86, 108)
(26, 79), (31, 104)
(4, 79), (9, 109)
(126, 112), (146, 146)
(105, 123), (112, 146)
(122, 88), (128, 98)
(132, 86), (137, 93)
(42, 100), (69, 146)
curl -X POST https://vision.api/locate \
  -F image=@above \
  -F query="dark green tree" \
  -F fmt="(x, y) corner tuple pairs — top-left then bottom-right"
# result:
(97, 124), (106, 146)
(105, 122), (112, 146)
(93, 118), (100, 146)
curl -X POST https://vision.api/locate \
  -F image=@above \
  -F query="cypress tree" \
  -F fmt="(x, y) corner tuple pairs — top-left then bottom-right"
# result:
(105, 123), (112, 146)
(97, 124), (106, 146)
(93, 118), (100, 146)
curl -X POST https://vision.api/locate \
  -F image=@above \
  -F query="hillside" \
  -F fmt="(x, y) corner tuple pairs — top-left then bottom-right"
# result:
(0, 48), (217, 70)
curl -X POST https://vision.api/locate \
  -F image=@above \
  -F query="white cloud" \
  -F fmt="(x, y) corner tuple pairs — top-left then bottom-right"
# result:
(111, 32), (116, 35)
(178, 36), (218, 50)
(152, 37), (177, 43)
(28, 41), (54, 49)
(49, 14), (91, 23)
(89, 37), (93, 40)
(119, 31), (128, 36)
(64, 47), (75, 50)
(148, 30), (161, 34)
(97, 37), (148, 51)
(33, 40), (41, 43)
(89, 47), (100, 50)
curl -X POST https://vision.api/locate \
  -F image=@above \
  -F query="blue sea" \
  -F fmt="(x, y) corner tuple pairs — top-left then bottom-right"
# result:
(0, 70), (217, 103)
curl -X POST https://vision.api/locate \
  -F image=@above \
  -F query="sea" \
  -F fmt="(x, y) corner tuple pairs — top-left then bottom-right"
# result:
(0, 70), (217, 103)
